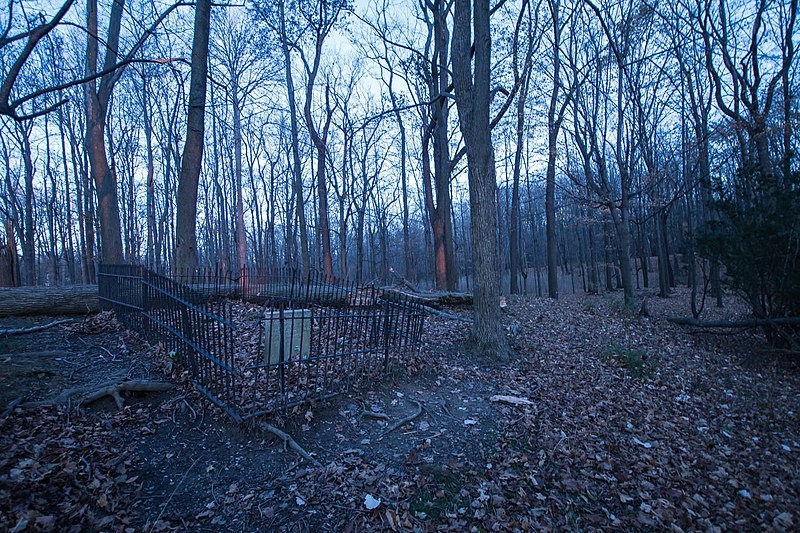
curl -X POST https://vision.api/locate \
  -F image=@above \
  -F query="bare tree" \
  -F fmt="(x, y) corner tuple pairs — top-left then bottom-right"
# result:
(174, 0), (212, 273)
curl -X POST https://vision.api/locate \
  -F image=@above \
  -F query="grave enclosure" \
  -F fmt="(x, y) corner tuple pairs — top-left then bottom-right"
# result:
(98, 265), (426, 421)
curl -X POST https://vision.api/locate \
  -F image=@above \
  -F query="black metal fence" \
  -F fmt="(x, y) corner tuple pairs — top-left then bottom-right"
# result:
(97, 264), (425, 421)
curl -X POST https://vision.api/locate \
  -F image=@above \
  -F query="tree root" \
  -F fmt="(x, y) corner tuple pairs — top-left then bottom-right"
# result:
(358, 401), (389, 421)
(80, 380), (176, 408)
(0, 319), (72, 336)
(23, 379), (175, 409)
(360, 409), (390, 421)
(379, 398), (423, 440)
(260, 422), (322, 467)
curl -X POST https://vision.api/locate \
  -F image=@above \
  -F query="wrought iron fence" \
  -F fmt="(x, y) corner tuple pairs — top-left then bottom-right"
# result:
(97, 264), (425, 421)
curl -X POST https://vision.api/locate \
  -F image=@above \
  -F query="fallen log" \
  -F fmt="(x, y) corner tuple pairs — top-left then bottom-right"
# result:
(0, 285), (99, 317)
(668, 316), (800, 328)
(384, 288), (473, 308)
(382, 289), (473, 322)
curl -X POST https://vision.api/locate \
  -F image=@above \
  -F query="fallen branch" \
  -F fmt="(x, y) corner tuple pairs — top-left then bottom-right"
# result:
(23, 378), (174, 409)
(422, 304), (473, 323)
(389, 267), (421, 293)
(260, 422), (322, 467)
(668, 316), (800, 328)
(0, 397), (21, 421)
(0, 350), (74, 359)
(0, 319), (72, 336)
(379, 398), (423, 440)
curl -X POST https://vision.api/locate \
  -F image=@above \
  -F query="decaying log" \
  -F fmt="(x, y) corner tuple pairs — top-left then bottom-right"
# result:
(383, 289), (472, 322)
(384, 288), (473, 308)
(0, 285), (99, 317)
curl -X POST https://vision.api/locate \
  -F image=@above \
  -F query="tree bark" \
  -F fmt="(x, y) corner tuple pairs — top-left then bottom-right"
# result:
(452, 0), (508, 359)
(174, 0), (212, 273)
(545, 0), (562, 300)
(85, 0), (124, 265)
(278, 2), (309, 273)
(0, 285), (99, 316)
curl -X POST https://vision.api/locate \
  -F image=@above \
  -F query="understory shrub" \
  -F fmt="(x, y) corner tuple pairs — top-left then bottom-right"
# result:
(699, 159), (800, 349)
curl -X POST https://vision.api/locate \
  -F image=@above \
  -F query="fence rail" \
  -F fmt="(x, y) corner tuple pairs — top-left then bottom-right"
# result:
(98, 264), (424, 421)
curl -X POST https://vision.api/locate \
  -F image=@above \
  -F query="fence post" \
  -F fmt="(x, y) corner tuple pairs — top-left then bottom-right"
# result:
(382, 298), (392, 370)
(278, 303), (286, 396)
(141, 266), (151, 338)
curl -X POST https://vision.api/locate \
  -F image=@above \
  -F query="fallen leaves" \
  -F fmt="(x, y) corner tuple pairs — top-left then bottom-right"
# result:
(0, 406), (147, 531)
(3, 288), (799, 531)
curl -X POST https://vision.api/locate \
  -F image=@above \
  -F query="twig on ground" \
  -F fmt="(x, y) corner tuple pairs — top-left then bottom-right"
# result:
(98, 346), (117, 361)
(69, 363), (92, 380)
(379, 398), (423, 440)
(260, 422), (322, 467)
(0, 319), (72, 336)
(149, 457), (199, 533)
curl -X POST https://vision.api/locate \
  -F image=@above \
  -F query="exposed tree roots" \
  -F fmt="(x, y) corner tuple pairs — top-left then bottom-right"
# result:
(23, 379), (175, 409)
(260, 422), (322, 467)
(379, 398), (423, 440)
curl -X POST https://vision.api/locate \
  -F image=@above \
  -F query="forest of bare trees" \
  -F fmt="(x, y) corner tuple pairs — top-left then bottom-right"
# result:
(1, 0), (797, 342)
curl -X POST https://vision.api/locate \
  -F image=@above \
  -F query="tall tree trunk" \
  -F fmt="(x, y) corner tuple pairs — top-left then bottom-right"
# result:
(304, 83), (334, 278)
(18, 123), (35, 285)
(434, 2), (457, 291)
(174, 0), (211, 273)
(142, 76), (156, 268)
(279, 0), (309, 272)
(232, 90), (247, 275)
(452, 0), (508, 359)
(389, 78), (412, 280)
(85, 0), (124, 264)
(57, 103), (76, 283)
(545, 0), (563, 299)
(509, 0), (532, 295)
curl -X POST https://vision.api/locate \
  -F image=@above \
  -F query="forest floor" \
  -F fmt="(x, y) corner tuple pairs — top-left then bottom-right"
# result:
(1, 288), (799, 532)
